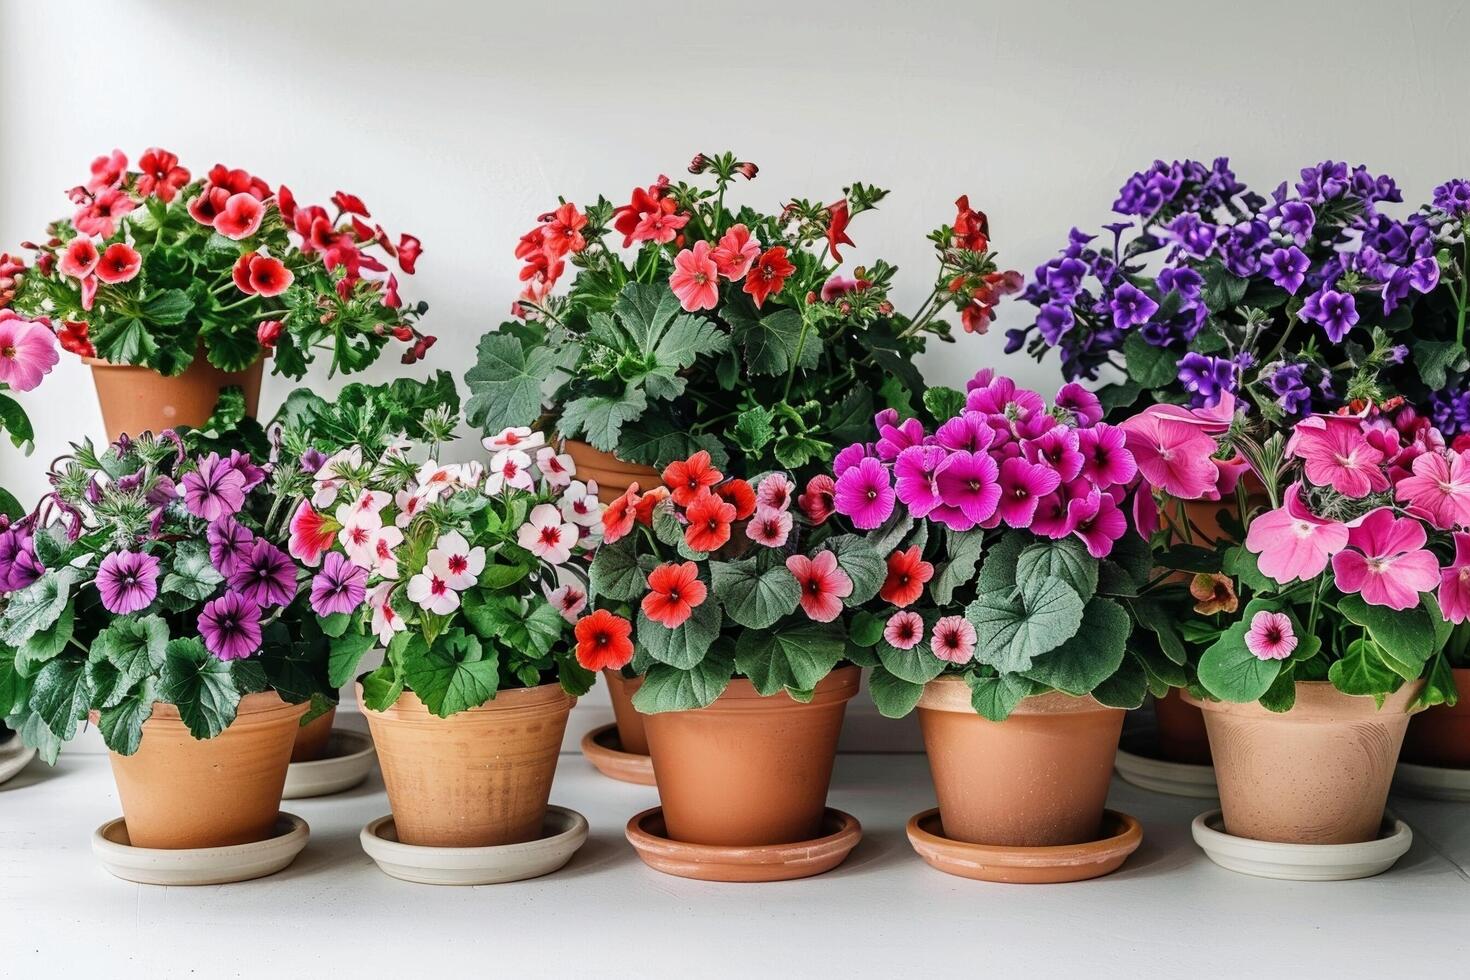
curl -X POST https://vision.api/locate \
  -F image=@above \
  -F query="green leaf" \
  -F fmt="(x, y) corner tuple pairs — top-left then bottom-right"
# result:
(1327, 638), (1401, 700)
(1259, 665), (1297, 713)
(1015, 538), (1098, 605)
(92, 316), (159, 367)
(98, 678), (158, 756)
(318, 611), (351, 638)
(463, 333), (557, 434)
(158, 637), (241, 739)
(1222, 545), (1275, 596)
(731, 407), (776, 455)
(932, 529), (985, 606)
(616, 417), (728, 470)
(1414, 339), (1466, 391)
(0, 656), (25, 716)
(1413, 653), (1458, 710)
(162, 539), (225, 600)
(727, 305), (811, 376)
(1122, 332), (1178, 389)
(922, 386), (966, 424)
(734, 621), (847, 696)
(965, 671), (1033, 721)
(1336, 593), (1434, 674)
(17, 604), (74, 672)
(558, 388), (648, 452)
(589, 541), (647, 602)
(1130, 597), (1188, 665)
(974, 529), (1028, 595)
(0, 568), (79, 647)
(632, 644), (735, 713)
(1021, 597), (1129, 696)
(91, 615), (169, 695)
(711, 558), (800, 630)
(360, 661), (404, 711)
(142, 288), (194, 326)
(877, 638), (947, 685)
(849, 610), (885, 648)
(824, 535), (887, 605)
(637, 600), (720, 670)
(967, 576), (1086, 674)
(401, 629), (499, 717)
(0, 392), (34, 449)
(1197, 621), (1282, 703)
(607, 283), (730, 401)
(328, 633), (377, 688)
(29, 657), (90, 741)
(869, 666), (924, 718)
(1091, 651), (1149, 709)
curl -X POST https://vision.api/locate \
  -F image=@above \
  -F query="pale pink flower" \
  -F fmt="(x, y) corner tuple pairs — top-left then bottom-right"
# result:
(1118, 411), (1222, 500)
(1244, 610), (1297, 661)
(786, 550), (853, 622)
(336, 501), (383, 568)
(412, 459), (463, 500)
(756, 473), (796, 512)
(368, 582), (406, 645)
(485, 449), (533, 494)
(1438, 533), (1470, 624)
(669, 241), (720, 312)
(394, 488), (425, 528)
(1287, 415), (1387, 497)
(1245, 482), (1350, 584)
(482, 425), (545, 453)
(517, 503), (578, 565)
(545, 583), (588, 624)
(930, 615), (977, 664)
(1330, 507), (1440, 610)
(0, 313), (60, 392)
(536, 446), (575, 489)
(559, 480), (602, 527)
(312, 447), (363, 508)
(745, 506), (793, 548)
(1396, 450), (1470, 530)
(884, 611), (925, 651)
(426, 530), (485, 590)
(371, 525), (404, 579)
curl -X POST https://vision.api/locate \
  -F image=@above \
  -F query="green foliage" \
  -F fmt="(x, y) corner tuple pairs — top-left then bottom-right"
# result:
(711, 557), (800, 630)
(157, 638), (245, 741)
(463, 333), (558, 434)
(733, 621), (847, 697)
(401, 630), (500, 718)
(967, 576), (1086, 675)
(636, 601), (721, 670)
(869, 666), (925, 718)
(632, 643), (735, 713)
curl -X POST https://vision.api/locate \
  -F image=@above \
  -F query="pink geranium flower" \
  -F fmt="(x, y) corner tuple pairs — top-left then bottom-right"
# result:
(0, 313), (60, 392)
(1245, 482), (1350, 584)
(710, 224), (760, 280)
(1244, 610), (1297, 661)
(930, 615), (977, 664)
(746, 506), (793, 547)
(1438, 533), (1470, 624)
(58, 238), (100, 279)
(884, 611), (925, 650)
(214, 192), (265, 240)
(1073, 491), (1128, 558)
(994, 456), (1061, 528)
(1118, 411), (1221, 500)
(1396, 449), (1470, 530)
(1287, 415), (1388, 497)
(786, 550), (853, 622)
(1330, 507), (1440, 610)
(834, 456), (896, 529)
(669, 241), (720, 312)
(1077, 423), (1137, 489)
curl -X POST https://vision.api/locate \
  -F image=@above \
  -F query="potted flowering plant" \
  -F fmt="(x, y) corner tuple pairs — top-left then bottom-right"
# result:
(0, 430), (335, 849)
(1129, 396), (1460, 845)
(827, 372), (1154, 864)
(465, 152), (1019, 498)
(0, 307), (62, 516)
(310, 422), (603, 849)
(10, 147), (432, 438)
(583, 450), (883, 855)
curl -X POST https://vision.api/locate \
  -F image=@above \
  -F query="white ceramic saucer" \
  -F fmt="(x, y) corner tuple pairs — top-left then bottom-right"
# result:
(360, 805), (588, 885)
(1190, 809), (1412, 881)
(0, 738), (36, 786)
(93, 813), (310, 885)
(1393, 761), (1470, 802)
(283, 729), (376, 799)
(1114, 742), (1218, 800)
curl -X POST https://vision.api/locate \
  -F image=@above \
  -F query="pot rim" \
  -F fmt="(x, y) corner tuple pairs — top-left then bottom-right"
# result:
(356, 679), (576, 721)
(916, 674), (1117, 716)
(145, 691), (307, 730)
(1183, 679), (1426, 720)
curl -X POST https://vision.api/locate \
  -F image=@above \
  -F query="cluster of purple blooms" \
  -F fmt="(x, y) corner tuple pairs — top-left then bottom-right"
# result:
(1010, 158), (1468, 416)
(830, 371), (1139, 558)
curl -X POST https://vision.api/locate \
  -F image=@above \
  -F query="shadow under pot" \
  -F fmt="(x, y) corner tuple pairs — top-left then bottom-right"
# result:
(358, 682), (575, 848)
(84, 351), (265, 442)
(560, 439), (661, 506)
(1152, 689), (1212, 765)
(108, 692), (307, 849)
(1185, 681), (1424, 844)
(639, 666), (860, 846)
(1400, 668), (1470, 768)
(917, 678), (1125, 847)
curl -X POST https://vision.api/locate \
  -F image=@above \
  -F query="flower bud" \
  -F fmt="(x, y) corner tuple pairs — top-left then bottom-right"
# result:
(688, 153), (710, 174)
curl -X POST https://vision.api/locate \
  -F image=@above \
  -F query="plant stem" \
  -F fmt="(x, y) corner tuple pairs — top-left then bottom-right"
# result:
(1456, 239), (1469, 348)
(781, 308), (814, 403)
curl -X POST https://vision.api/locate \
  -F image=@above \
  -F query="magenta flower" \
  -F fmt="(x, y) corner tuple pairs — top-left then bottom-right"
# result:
(1024, 427), (1084, 482)
(227, 539), (297, 608)
(1244, 610), (1297, 661)
(1438, 533), (1470, 624)
(884, 610), (925, 650)
(1330, 507), (1439, 610)
(207, 516), (255, 576)
(834, 456), (896, 530)
(930, 615), (977, 664)
(181, 452), (248, 521)
(1055, 383), (1103, 427)
(1077, 423), (1137, 489)
(1287, 415), (1387, 498)
(1073, 492), (1128, 558)
(832, 443), (872, 480)
(1395, 449), (1470, 530)
(894, 445), (946, 518)
(876, 415), (926, 461)
(310, 551), (368, 617)
(198, 592), (263, 661)
(966, 376), (1045, 420)
(934, 451), (1001, 528)
(96, 550), (160, 614)
(1118, 412), (1221, 500)
(0, 523), (42, 592)
(1032, 481), (1095, 540)
(995, 457), (1061, 528)
(1244, 483), (1350, 584)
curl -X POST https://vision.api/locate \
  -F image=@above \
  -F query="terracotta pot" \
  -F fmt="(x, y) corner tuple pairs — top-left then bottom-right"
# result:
(1153, 689), (1212, 764)
(1185, 682), (1424, 844)
(604, 669), (648, 755)
(290, 706), (336, 763)
(918, 678), (1125, 847)
(359, 682), (575, 848)
(562, 439), (661, 505)
(1401, 668), (1470, 768)
(86, 353), (264, 441)
(642, 666), (860, 847)
(108, 692), (306, 850)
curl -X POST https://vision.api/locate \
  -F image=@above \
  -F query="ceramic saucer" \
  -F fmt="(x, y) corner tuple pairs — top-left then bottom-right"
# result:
(93, 812), (309, 885)
(1191, 809), (1412, 880)
(283, 729), (375, 799)
(625, 806), (861, 882)
(1392, 761), (1470, 802)
(1114, 731), (1218, 799)
(360, 805), (588, 885)
(906, 808), (1142, 883)
(579, 723), (656, 786)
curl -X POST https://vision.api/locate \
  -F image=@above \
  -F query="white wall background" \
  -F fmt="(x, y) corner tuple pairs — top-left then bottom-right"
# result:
(2, 0), (1468, 741)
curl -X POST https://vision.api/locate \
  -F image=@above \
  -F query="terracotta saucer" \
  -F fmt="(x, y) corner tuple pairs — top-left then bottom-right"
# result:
(0, 737), (36, 786)
(361, 805), (588, 885)
(93, 812), (309, 885)
(1393, 761), (1470, 802)
(579, 723), (655, 786)
(283, 729), (376, 799)
(906, 808), (1142, 883)
(1114, 731), (1218, 799)
(625, 806), (861, 882)
(1191, 809), (1412, 880)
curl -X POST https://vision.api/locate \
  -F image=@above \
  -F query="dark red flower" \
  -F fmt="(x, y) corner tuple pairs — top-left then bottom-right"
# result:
(332, 191), (370, 217)
(879, 545), (934, 608)
(798, 475), (836, 524)
(94, 243), (141, 285)
(58, 321), (95, 358)
(397, 234), (422, 274)
(744, 246), (795, 308)
(232, 251), (258, 294)
(256, 320), (283, 349)
(247, 255), (292, 297)
(952, 195), (990, 252)
(276, 184), (298, 224)
(574, 609), (634, 671)
(634, 485), (670, 526)
(825, 200), (855, 262)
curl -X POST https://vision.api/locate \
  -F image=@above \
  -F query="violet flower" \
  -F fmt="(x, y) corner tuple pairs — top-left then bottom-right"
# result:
(96, 550), (161, 614)
(199, 592), (263, 661)
(310, 551), (368, 617)
(227, 539), (297, 608)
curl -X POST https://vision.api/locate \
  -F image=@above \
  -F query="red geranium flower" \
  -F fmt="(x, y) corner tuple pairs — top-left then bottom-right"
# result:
(574, 609), (634, 671)
(640, 561), (708, 629)
(73, 188), (135, 239)
(58, 238), (100, 279)
(136, 148), (190, 203)
(332, 191), (370, 217)
(798, 475), (836, 524)
(824, 200), (855, 262)
(602, 483), (641, 545)
(247, 255), (293, 297)
(612, 176), (673, 247)
(663, 451), (722, 507)
(214, 193), (265, 240)
(94, 243), (141, 285)
(634, 485), (670, 526)
(683, 489), (735, 553)
(744, 246), (795, 308)
(786, 550), (854, 622)
(714, 478), (756, 520)
(543, 203), (588, 258)
(397, 234), (421, 274)
(879, 545), (934, 608)
(952, 195), (990, 252)
(58, 320), (95, 358)
(276, 184), (298, 223)
(232, 251), (258, 294)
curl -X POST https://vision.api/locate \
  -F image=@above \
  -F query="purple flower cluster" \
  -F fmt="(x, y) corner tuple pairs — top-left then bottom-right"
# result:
(831, 372), (1139, 558)
(180, 451), (265, 522)
(0, 519), (42, 592)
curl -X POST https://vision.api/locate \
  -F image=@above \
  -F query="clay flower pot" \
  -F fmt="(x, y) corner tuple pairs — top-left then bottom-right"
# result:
(562, 439), (661, 505)
(86, 353), (264, 441)
(108, 692), (307, 849)
(642, 666), (860, 846)
(1185, 681), (1424, 844)
(290, 706), (337, 763)
(359, 682), (575, 848)
(604, 669), (648, 755)
(1401, 668), (1470, 768)
(917, 678), (1125, 847)
(1153, 689), (1212, 764)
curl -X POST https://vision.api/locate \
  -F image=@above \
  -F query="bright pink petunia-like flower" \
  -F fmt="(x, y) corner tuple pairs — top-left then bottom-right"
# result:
(1438, 533), (1470, 624)
(669, 241), (720, 312)
(0, 312), (60, 392)
(1330, 507), (1440, 610)
(930, 615), (977, 664)
(1245, 482), (1351, 584)
(1244, 610), (1297, 661)
(1396, 450), (1470, 530)
(934, 450), (1001, 528)
(834, 456), (896, 530)
(787, 550), (853, 622)
(995, 456), (1061, 528)
(884, 610), (925, 650)
(710, 224), (760, 280)
(1077, 423), (1137, 489)
(1118, 411), (1221, 500)
(1287, 415), (1388, 498)
(1073, 491), (1128, 558)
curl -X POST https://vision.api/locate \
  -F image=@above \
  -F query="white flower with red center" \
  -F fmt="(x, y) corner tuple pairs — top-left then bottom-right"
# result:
(368, 582), (406, 644)
(536, 446), (576, 489)
(545, 583), (587, 623)
(486, 449), (533, 494)
(426, 530), (485, 590)
(335, 500), (384, 567)
(312, 447), (363, 507)
(347, 489), (391, 519)
(406, 569), (460, 615)
(483, 426), (546, 453)
(518, 503), (579, 565)
(459, 461), (486, 489)
(558, 480), (603, 527)
(394, 488), (425, 528)
(371, 524), (405, 579)
(412, 460), (462, 501)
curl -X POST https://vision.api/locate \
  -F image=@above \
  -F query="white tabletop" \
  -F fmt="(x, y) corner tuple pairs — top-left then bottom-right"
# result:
(1, 739), (1466, 979)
